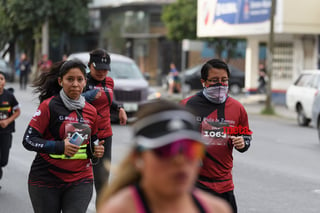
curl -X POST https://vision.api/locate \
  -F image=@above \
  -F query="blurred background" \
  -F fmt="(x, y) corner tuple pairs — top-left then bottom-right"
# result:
(0, 0), (320, 105)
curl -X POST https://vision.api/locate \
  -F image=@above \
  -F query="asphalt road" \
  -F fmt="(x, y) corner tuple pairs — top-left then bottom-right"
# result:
(1, 82), (320, 213)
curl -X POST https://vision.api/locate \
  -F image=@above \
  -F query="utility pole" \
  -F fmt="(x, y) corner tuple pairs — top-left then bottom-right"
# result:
(42, 19), (49, 57)
(263, 0), (276, 114)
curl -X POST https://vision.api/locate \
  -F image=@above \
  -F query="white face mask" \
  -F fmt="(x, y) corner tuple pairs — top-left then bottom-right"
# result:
(202, 83), (228, 104)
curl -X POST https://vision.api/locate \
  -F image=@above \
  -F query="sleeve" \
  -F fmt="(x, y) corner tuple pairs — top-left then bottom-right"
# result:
(22, 125), (64, 154)
(110, 100), (123, 112)
(82, 89), (99, 103)
(10, 93), (19, 111)
(236, 105), (252, 153)
(86, 108), (99, 158)
(22, 101), (64, 154)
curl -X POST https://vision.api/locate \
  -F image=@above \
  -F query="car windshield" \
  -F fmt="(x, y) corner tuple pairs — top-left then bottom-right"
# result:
(184, 65), (201, 75)
(0, 59), (7, 68)
(108, 61), (144, 79)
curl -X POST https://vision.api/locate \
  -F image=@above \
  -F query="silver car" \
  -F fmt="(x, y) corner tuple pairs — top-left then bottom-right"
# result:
(67, 52), (160, 122)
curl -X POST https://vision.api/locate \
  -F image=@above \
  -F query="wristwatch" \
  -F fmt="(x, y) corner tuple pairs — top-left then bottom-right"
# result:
(117, 104), (124, 111)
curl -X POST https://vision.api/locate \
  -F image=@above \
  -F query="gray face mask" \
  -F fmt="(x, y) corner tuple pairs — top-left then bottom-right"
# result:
(203, 83), (228, 104)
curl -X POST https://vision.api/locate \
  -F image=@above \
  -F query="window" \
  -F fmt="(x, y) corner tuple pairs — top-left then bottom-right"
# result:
(295, 74), (312, 87)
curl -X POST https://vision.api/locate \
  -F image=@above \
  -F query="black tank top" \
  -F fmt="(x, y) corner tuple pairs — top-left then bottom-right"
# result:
(132, 184), (208, 213)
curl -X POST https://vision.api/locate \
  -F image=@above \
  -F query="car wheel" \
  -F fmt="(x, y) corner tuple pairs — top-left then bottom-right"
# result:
(297, 106), (310, 126)
(229, 83), (241, 95)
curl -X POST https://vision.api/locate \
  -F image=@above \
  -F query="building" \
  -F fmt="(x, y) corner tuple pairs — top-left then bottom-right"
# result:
(69, 0), (180, 85)
(197, 0), (320, 104)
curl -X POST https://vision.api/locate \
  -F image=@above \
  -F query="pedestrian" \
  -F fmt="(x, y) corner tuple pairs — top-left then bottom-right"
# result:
(97, 99), (232, 213)
(168, 62), (181, 95)
(37, 54), (52, 75)
(257, 63), (266, 94)
(181, 58), (252, 213)
(0, 71), (20, 189)
(22, 60), (105, 213)
(81, 48), (127, 203)
(62, 54), (68, 61)
(18, 53), (31, 90)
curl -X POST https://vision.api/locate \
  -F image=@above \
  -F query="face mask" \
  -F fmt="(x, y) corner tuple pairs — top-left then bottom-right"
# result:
(202, 83), (228, 104)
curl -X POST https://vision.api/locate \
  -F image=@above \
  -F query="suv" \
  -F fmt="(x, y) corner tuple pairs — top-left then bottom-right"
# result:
(67, 52), (160, 121)
(286, 70), (320, 126)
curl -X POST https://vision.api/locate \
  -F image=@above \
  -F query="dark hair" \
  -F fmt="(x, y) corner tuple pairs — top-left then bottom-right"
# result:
(200, 58), (230, 81)
(33, 59), (86, 103)
(0, 71), (6, 79)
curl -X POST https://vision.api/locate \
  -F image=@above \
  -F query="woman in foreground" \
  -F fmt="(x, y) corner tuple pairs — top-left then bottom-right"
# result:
(97, 99), (231, 213)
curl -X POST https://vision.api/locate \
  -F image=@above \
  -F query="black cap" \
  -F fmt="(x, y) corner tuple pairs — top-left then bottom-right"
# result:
(89, 48), (111, 71)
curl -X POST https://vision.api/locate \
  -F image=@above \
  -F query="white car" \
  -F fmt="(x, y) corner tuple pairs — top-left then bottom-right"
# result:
(67, 52), (160, 122)
(286, 70), (320, 126)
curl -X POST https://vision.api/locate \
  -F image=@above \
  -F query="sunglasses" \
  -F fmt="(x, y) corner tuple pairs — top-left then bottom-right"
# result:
(137, 139), (205, 160)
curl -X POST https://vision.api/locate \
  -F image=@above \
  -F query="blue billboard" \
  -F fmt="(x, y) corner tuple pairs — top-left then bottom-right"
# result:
(213, 0), (271, 25)
(198, 0), (273, 37)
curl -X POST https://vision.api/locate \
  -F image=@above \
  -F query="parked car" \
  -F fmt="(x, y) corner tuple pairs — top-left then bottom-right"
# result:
(0, 58), (14, 82)
(67, 52), (160, 122)
(162, 64), (245, 95)
(177, 64), (245, 95)
(286, 70), (320, 126)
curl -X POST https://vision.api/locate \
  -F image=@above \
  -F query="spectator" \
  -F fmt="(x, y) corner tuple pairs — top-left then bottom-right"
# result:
(257, 63), (267, 94)
(22, 60), (105, 213)
(37, 54), (52, 74)
(18, 53), (31, 90)
(97, 99), (232, 213)
(168, 62), (181, 95)
(181, 58), (252, 213)
(0, 71), (20, 189)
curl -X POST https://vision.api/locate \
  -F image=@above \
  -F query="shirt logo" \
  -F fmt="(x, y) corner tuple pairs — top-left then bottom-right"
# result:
(33, 109), (41, 117)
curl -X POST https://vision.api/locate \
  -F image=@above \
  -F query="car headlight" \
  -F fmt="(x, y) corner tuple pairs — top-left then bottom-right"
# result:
(147, 88), (161, 100)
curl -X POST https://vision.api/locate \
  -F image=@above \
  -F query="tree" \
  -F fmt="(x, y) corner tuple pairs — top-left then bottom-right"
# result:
(162, 0), (197, 41)
(162, 0), (243, 62)
(0, 0), (90, 68)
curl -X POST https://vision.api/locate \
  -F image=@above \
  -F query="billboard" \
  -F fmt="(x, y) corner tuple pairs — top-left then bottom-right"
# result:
(197, 0), (272, 37)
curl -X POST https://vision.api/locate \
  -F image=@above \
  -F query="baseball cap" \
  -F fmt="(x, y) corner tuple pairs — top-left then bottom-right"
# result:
(132, 109), (205, 149)
(89, 48), (111, 71)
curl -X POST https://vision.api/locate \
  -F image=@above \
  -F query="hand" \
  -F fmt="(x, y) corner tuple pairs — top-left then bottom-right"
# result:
(94, 140), (105, 158)
(95, 90), (102, 100)
(64, 139), (80, 157)
(0, 119), (9, 128)
(118, 108), (127, 125)
(230, 136), (245, 150)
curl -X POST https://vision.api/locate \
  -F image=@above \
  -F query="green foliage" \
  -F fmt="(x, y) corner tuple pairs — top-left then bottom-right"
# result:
(161, 0), (244, 61)
(0, 0), (91, 52)
(261, 106), (275, 115)
(162, 0), (197, 41)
